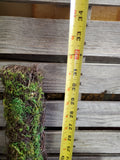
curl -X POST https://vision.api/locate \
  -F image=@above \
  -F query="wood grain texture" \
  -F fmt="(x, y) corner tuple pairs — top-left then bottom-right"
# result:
(0, 62), (120, 94)
(89, 0), (120, 6)
(1, 156), (120, 160)
(1, 130), (120, 154)
(0, 17), (120, 58)
(0, 131), (7, 154)
(1, 100), (120, 127)
(46, 101), (120, 127)
(48, 157), (120, 160)
(0, 101), (6, 127)
(0, 0), (120, 6)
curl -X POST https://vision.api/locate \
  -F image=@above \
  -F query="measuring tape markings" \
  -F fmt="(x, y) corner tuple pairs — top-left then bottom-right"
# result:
(60, 0), (89, 160)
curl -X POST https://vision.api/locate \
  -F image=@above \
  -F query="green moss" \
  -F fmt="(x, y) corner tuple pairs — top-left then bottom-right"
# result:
(0, 65), (47, 160)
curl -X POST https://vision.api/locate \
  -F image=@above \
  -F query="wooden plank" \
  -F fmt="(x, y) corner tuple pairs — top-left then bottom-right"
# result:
(0, 17), (120, 58)
(0, 0), (120, 6)
(0, 101), (6, 127)
(91, 6), (120, 21)
(48, 157), (120, 160)
(35, 131), (120, 154)
(1, 156), (120, 160)
(2, 156), (120, 160)
(1, 101), (120, 127)
(2, 130), (120, 154)
(89, 0), (120, 6)
(0, 131), (7, 154)
(46, 101), (120, 127)
(0, 62), (120, 94)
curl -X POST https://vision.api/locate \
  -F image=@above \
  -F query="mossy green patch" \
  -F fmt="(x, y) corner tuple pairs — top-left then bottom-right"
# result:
(0, 65), (47, 160)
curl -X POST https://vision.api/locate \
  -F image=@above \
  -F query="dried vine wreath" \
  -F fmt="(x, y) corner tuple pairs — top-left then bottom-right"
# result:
(0, 65), (47, 160)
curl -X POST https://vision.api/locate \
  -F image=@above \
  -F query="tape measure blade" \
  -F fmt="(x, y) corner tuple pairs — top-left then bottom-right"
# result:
(59, 0), (89, 160)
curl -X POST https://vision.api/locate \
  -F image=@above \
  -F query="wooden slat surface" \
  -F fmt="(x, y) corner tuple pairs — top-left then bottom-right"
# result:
(1, 130), (120, 154)
(1, 101), (120, 127)
(45, 131), (120, 153)
(0, 17), (120, 58)
(0, 101), (6, 127)
(1, 156), (120, 160)
(0, 131), (7, 154)
(89, 0), (120, 6)
(46, 101), (120, 127)
(0, 62), (120, 94)
(48, 157), (120, 160)
(0, 0), (120, 6)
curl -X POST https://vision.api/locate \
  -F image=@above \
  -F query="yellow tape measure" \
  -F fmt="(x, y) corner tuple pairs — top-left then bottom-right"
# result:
(59, 0), (89, 159)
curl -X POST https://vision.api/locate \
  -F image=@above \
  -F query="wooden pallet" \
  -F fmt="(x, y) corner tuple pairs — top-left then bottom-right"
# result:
(0, 0), (120, 159)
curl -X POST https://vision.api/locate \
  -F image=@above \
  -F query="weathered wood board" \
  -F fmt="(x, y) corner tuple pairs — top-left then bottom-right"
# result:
(48, 158), (120, 160)
(1, 156), (120, 160)
(1, 101), (120, 127)
(0, 62), (120, 94)
(0, 0), (120, 6)
(1, 130), (120, 154)
(0, 101), (5, 127)
(45, 101), (120, 127)
(0, 17), (120, 58)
